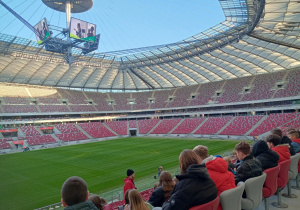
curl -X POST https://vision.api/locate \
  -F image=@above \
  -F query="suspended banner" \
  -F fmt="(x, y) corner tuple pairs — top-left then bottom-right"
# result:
(69, 17), (96, 42)
(34, 18), (50, 45)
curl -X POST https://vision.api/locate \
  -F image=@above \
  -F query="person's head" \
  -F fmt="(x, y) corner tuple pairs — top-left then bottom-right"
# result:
(127, 169), (135, 179)
(265, 134), (281, 148)
(288, 130), (299, 140)
(127, 189), (149, 210)
(223, 156), (232, 165)
(153, 182), (159, 190)
(61, 176), (89, 207)
(88, 195), (107, 210)
(159, 171), (175, 201)
(77, 23), (81, 28)
(286, 128), (296, 133)
(232, 150), (237, 159)
(270, 128), (283, 138)
(234, 141), (251, 161)
(124, 189), (131, 205)
(179, 149), (199, 174)
(193, 145), (209, 164)
(158, 166), (163, 172)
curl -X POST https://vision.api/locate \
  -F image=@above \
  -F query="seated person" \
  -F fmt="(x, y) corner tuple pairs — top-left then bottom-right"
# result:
(206, 157), (236, 195)
(148, 171), (175, 207)
(124, 189), (152, 210)
(288, 130), (300, 153)
(266, 134), (291, 162)
(251, 140), (279, 170)
(270, 128), (295, 155)
(118, 190), (131, 210)
(223, 156), (236, 174)
(88, 195), (107, 210)
(161, 150), (218, 210)
(193, 145), (213, 164)
(61, 176), (98, 210)
(234, 141), (262, 185)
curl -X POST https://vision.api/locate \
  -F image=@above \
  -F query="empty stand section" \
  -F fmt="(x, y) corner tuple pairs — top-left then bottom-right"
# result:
(24, 135), (56, 145)
(194, 116), (232, 134)
(68, 105), (96, 112)
(138, 119), (160, 134)
(55, 132), (89, 142)
(150, 90), (170, 109)
(105, 121), (128, 135)
(151, 118), (181, 134)
(219, 115), (264, 135)
(39, 105), (69, 112)
(84, 92), (113, 111)
(274, 70), (300, 98)
(20, 126), (41, 136)
(79, 122), (116, 138)
(129, 120), (137, 128)
(167, 85), (199, 108)
(2, 105), (38, 113)
(0, 138), (12, 149)
(55, 124), (81, 133)
(58, 89), (87, 104)
(172, 118), (205, 134)
(110, 92), (131, 111)
(132, 92), (152, 110)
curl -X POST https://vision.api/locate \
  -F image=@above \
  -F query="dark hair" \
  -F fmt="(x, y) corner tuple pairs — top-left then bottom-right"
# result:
(124, 189), (131, 205)
(265, 134), (281, 146)
(235, 141), (250, 155)
(270, 128), (283, 138)
(61, 176), (87, 206)
(88, 195), (107, 210)
(159, 171), (175, 201)
(288, 130), (299, 139)
(179, 150), (199, 174)
(193, 145), (209, 160)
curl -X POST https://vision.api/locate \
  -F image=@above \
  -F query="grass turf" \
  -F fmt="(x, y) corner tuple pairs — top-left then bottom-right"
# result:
(0, 137), (243, 209)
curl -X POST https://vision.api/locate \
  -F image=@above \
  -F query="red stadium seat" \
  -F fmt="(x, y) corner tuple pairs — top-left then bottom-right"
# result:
(189, 196), (220, 210)
(263, 165), (280, 210)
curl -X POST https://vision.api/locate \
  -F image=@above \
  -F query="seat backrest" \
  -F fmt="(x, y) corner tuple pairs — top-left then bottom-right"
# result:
(298, 152), (300, 173)
(220, 182), (245, 210)
(263, 165), (280, 198)
(277, 159), (291, 188)
(242, 172), (267, 209)
(289, 153), (300, 179)
(189, 196), (220, 210)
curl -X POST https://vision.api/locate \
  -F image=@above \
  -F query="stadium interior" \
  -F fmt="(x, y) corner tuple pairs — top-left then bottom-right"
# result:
(0, 0), (300, 209)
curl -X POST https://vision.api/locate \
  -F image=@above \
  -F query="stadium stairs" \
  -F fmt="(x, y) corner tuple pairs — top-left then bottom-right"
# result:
(168, 118), (185, 134)
(146, 120), (162, 135)
(103, 123), (118, 136)
(75, 124), (93, 139)
(216, 117), (236, 135)
(244, 115), (268, 136)
(51, 134), (61, 143)
(191, 118), (209, 136)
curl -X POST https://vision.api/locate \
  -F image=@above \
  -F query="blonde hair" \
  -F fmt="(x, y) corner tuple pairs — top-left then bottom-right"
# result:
(193, 145), (209, 160)
(223, 156), (232, 164)
(128, 189), (149, 210)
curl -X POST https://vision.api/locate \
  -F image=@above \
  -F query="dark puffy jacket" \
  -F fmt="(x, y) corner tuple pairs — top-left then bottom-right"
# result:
(206, 158), (236, 196)
(64, 200), (98, 210)
(252, 140), (279, 170)
(271, 144), (291, 163)
(148, 186), (165, 207)
(281, 136), (295, 155)
(235, 155), (262, 185)
(162, 164), (218, 210)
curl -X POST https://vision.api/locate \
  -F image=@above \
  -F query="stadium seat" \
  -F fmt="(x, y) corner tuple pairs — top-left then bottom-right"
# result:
(220, 182), (245, 210)
(282, 153), (300, 198)
(188, 196), (220, 210)
(271, 159), (291, 208)
(241, 173), (267, 210)
(263, 165), (280, 210)
(292, 153), (300, 190)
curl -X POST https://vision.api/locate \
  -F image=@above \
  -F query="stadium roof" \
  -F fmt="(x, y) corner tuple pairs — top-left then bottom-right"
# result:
(0, 0), (300, 91)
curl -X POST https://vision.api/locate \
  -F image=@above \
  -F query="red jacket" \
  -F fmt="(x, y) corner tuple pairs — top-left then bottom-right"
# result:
(292, 138), (300, 144)
(271, 145), (290, 163)
(124, 177), (135, 196)
(206, 158), (236, 196)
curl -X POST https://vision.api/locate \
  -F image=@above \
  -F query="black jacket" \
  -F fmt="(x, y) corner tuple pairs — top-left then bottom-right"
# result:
(252, 140), (279, 171)
(64, 200), (98, 210)
(281, 136), (296, 156)
(235, 155), (262, 185)
(148, 186), (165, 207)
(162, 164), (218, 210)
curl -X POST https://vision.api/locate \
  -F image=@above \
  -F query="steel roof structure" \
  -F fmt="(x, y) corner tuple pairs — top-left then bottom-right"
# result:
(0, 0), (300, 91)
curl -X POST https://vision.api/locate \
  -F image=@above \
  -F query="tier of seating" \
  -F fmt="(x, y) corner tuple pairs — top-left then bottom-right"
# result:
(24, 135), (56, 145)
(55, 124), (80, 133)
(219, 115), (264, 135)
(79, 122), (116, 138)
(194, 117), (232, 135)
(0, 138), (12, 149)
(0, 69), (299, 113)
(171, 118), (205, 134)
(55, 132), (89, 142)
(105, 121), (128, 135)
(151, 118), (181, 134)
(138, 119), (161, 134)
(129, 120), (137, 128)
(250, 113), (299, 136)
(20, 126), (41, 136)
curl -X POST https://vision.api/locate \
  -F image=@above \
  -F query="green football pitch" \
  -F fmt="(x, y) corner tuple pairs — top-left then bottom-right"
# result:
(0, 137), (245, 210)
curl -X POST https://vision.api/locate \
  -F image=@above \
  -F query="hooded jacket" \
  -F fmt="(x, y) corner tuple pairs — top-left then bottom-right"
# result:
(206, 158), (236, 196)
(162, 164), (218, 210)
(291, 138), (300, 153)
(252, 140), (279, 170)
(64, 200), (98, 210)
(271, 144), (291, 163)
(124, 177), (135, 196)
(235, 155), (262, 185)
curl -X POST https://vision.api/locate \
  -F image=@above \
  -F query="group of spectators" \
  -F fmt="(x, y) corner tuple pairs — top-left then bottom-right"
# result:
(59, 127), (300, 210)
